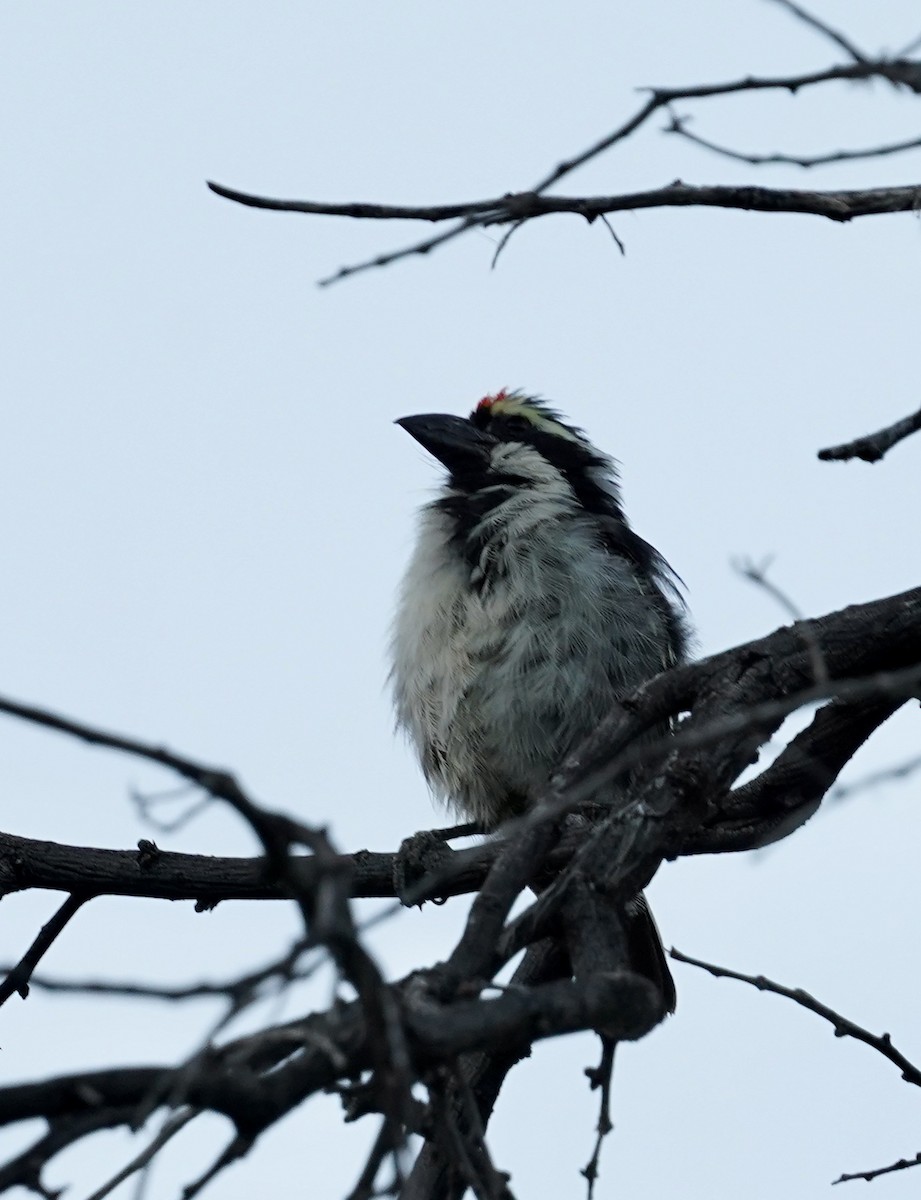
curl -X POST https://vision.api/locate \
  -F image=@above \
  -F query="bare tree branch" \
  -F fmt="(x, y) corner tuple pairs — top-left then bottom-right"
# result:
(3, 6), (917, 1194)
(400, 938), (570, 1200)
(734, 556), (828, 683)
(0, 1108), (131, 1198)
(0, 891), (89, 1006)
(209, 179), (921, 287)
(208, 49), (921, 285)
(0, 968), (658, 1135)
(670, 949), (921, 1088)
(1, 939), (317, 1004)
(683, 695), (903, 854)
(0, 585), (917, 911)
(0, 581), (917, 1193)
(581, 1038), (616, 1200)
(818, 404), (921, 463)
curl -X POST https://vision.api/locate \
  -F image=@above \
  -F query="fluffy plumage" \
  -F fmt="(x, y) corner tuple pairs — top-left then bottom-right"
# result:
(391, 390), (687, 828)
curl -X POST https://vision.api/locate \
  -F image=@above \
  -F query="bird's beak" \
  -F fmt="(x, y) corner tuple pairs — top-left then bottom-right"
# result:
(395, 413), (496, 474)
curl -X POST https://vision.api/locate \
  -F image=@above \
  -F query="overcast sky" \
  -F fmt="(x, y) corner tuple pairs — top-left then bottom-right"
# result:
(2, 2), (920, 1197)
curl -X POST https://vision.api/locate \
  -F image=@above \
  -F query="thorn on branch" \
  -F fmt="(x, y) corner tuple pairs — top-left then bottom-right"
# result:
(136, 839), (161, 868)
(597, 214), (626, 256)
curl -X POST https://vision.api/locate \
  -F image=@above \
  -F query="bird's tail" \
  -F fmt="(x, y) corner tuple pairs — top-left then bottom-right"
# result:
(625, 892), (676, 1015)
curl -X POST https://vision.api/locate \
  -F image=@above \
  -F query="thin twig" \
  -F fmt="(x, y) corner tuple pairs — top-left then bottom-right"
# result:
(428, 1071), (509, 1200)
(529, 61), (889, 195)
(2, 937), (319, 1003)
(581, 1038), (616, 1200)
(321, 181), (921, 286)
(84, 1108), (198, 1200)
(734, 556), (828, 684)
(0, 691), (412, 1119)
(0, 691), (320, 864)
(0, 891), (89, 1005)
(345, 1118), (403, 1200)
(835, 1152), (921, 1185)
(766, 0), (868, 63)
(598, 213), (626, 255)
(132, 784), (213, 833)
(671, 948), (921, 1088)
(489, 220), (525, 269)
(453, 1067), (511, 1200)
(666, 112), (921, 169)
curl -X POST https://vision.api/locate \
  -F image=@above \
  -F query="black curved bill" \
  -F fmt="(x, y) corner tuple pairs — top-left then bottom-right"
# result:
(396, 413), (496, 473)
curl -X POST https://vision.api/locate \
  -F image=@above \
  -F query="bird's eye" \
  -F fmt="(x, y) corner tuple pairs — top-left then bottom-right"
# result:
(503, 416), (532, 434)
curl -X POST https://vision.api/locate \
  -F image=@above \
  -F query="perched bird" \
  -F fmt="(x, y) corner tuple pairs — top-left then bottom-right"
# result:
(391, 389), (688, 1009)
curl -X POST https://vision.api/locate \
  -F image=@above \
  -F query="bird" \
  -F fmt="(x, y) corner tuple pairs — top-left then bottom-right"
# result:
(390, 389), (688, 1010)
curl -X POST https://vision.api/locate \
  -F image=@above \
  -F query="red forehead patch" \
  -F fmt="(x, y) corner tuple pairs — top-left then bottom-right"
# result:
(475, 389), (509, 414)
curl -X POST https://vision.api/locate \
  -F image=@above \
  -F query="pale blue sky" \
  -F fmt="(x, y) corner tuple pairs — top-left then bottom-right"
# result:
(1, 2), (920, 1197)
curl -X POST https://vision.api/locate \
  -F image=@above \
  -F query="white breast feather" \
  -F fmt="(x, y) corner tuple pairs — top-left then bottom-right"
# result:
(391, 445), (669, 826)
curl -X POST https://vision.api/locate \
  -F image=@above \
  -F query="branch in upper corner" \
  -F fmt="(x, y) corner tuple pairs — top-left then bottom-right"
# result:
(208, 59), (883, 221)
(209, 39), (921, 284)
(670, 948), (921, 1089)
(818, 405), (921, 463)
(530, 56), (921, 194)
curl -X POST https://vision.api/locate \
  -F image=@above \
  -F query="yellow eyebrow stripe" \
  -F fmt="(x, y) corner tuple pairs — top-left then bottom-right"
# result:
(483, 392), (582, 443)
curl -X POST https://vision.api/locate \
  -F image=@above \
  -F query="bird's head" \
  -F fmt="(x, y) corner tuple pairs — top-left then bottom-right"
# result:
(396, 390), (621, 511)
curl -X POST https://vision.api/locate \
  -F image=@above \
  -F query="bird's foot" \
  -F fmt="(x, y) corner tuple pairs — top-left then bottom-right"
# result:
(393, 829), (456, 907)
